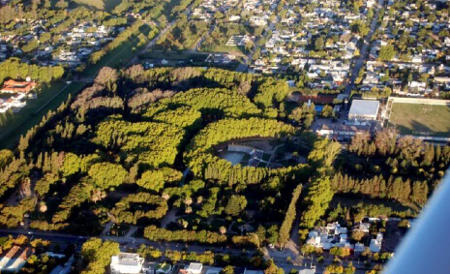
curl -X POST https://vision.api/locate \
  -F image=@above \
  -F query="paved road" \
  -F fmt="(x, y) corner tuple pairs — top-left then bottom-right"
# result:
(0, 228), (252, 256)
(194, 23), (215, 51)
(128, 4), (196, 66)
(236, 0), (279, 72)
(344, 0), (385, 95)
(0, 228), (88, 244)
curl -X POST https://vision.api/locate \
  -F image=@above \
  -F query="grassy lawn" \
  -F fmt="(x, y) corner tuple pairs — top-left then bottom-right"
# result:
(0, 81), (85, 148)
(82, 39), (139, 77)
(139, 50), (208, 61)
(104, 0), (122, 11)
(388, 103), (450, 137)
(203, 45), (246, 56)
(0, 38), (140, 148)
(82, 27), (154, 77)
(83, 23), (155, 77)
(72, 0), (121, 11)
(0, 23), (157, 148)
(0, 23), (156, 149)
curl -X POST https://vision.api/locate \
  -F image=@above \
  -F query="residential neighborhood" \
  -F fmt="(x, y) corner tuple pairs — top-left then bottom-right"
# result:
(0, 16), (122, 68)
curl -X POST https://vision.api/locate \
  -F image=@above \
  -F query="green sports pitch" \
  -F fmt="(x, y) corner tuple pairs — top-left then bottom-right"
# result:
(388, 103), (450, 137)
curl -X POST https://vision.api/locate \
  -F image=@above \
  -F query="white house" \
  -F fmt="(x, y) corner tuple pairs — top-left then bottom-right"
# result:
(186, 263), (203, 274)
(306, 222), (352, 250)
(110, 253), (144, 274)
(370, 233), (383, 253)
(0, 246), (32, 273)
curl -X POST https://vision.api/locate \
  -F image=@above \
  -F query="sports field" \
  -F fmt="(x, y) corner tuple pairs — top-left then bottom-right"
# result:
(389, 103), (450, 136)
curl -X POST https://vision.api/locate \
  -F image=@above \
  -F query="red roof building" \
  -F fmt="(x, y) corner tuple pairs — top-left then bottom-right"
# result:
(1, 79), (37, 94)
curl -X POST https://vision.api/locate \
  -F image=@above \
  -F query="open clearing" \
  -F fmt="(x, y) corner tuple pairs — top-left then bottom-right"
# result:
(388, 103), (450, 136)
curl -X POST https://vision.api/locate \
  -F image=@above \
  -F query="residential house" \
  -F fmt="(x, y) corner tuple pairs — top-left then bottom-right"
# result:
(110, 252), (144, 274)
(1, 79), (37, 94)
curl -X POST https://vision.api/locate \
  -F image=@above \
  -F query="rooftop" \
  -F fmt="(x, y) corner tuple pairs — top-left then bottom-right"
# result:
(349, 99), (380, 117)
(111, 252), (143, 266)
(187, 263), (203, 272)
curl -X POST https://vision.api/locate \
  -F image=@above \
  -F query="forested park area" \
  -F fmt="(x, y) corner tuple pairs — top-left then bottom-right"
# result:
(0, 66), (448, 257)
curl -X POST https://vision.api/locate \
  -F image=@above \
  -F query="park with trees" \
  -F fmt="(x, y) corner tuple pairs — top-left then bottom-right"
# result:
(0, 66), (447, 274)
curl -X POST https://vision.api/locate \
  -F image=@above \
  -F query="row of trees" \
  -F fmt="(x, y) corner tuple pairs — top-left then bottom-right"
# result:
(93, 116), (184, 168)
(327, 202), (415, 225)
(0, 58), (64, 85)
(254, 79), (290, 109)
(168, 88), (262, 118)
(50, 182), (90, 222)
(345, 130), (449, 184)
(299, 138), (341, 229)
(0, 158), (28, 198)
(184, 117), (295, 184)
(278, 184), (303, 246)
(137, 167), (183, 192)
(299, 177), (334, 228)
(18, 93), (73, 154)
(143, 225), (227, 244)
(0, 198), (36, 228)
(331, 173), (429, 207)
(110, 192), (168, 224)
(138, 245), (215, 264)
(150, 105), (202, 130)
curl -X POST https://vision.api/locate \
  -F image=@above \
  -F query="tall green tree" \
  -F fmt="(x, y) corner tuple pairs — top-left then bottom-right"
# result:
(88, 162), (128, 189)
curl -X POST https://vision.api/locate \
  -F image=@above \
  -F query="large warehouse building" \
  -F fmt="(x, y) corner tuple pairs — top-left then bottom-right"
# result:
(348, 99), (380, 120)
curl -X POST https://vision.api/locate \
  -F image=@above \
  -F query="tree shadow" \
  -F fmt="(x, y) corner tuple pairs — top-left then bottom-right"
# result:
(396, 119), (449, 137)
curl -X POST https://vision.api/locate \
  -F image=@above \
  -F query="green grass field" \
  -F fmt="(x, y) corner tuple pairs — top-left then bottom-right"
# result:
(389, 103), (450, 137)
(0, 23), (156, 148)
(0, 81), (85, 148)
(82, 39), (138, 77)
(83, 24), (155, 77)
(73, 0), (122, 11)
(139, 50), (208, 61)
(0, 38), (140, 148)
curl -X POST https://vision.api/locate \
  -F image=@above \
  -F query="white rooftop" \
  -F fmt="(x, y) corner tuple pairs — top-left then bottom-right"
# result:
(187, 263), (203, 274)
(110, 253), (144, 274)
(349, 100), (380, 117)
(298, 268), (316, 274)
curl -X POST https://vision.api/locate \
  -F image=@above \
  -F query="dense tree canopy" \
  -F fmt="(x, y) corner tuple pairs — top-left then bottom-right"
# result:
(88, 162), (128, 189)
(92, 116), (184, 167)
(137, 167), (182, 192)
(168, 88), (262, 118)
(184, 117), (296, 184)
(0, 64), (446, 256)
(0, 58), (64, 85)
(81, 238), (119, 274)
(111, 192), (168, 224)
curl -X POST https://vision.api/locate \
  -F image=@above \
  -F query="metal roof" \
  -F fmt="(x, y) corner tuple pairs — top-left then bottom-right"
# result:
(349, 99), (380, 116)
